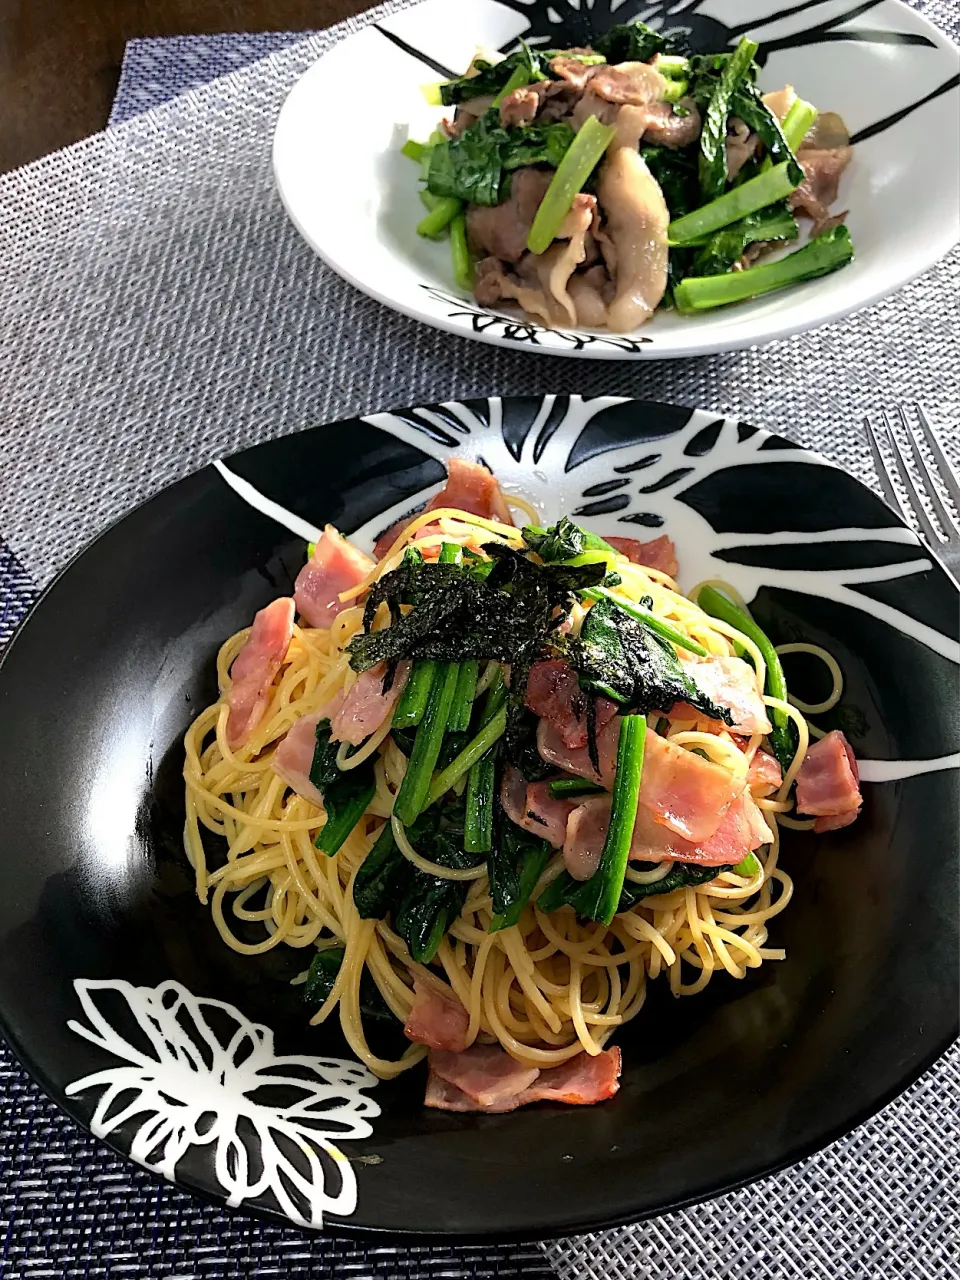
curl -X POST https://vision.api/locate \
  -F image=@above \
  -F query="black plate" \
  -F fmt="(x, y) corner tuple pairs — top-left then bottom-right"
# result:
(0, 396), (956, 1240)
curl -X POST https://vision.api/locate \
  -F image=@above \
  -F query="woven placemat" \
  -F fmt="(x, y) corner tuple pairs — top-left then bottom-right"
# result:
(0, 2), (957, 1276)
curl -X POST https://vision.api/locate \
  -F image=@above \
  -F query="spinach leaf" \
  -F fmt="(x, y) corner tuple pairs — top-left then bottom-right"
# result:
(302, 947), (397, 1023)
(574, 596), (733, 723)
(488, 810), (551, 928)
(309, 720), (377, 856)
(690, 202), (798, 276)
(352, 802), (476, 964)
(439, 44), (549, 107)
(594, 20), (682, 64)
(538, 859), (731, 915)
(522, 516), (615, 563)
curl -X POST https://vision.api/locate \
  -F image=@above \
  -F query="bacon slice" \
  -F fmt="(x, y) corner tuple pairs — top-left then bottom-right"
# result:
(424, 1045), (621, 1112)
(795, 730), (862, 833)
(537, 712), (621, 788)
(526, 662), (619, 751)
(500, 766), (574, 849)
(747, 749), (782, 794)
(225, 597), (295, 748)
(404, 977), (469, 1053)
(606, 534), (678, 578)
(294, 526), (375, 629)
(329, 661), (410, 746)
(564, 786), (770, 876)
(522, 1047), (621, 1105)
(373, 458), (513, 559)
(675, 653), (772, 735)
(429, 1044), (540, 1109)
(272, 711), (324, 806)
(563, 795), (610, 880)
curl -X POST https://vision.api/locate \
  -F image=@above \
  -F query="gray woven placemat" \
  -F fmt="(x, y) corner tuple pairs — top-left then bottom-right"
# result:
(0, 2), (957, 1276)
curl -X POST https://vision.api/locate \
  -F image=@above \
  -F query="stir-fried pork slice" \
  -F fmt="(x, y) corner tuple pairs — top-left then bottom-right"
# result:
(587, 61), (667, 108)
(295, 526), (375, 629)
(499, 86), (541, 128)
(726, 116), (758, 180)
(404, 976), (470, 1052)
(790, 146), (853, 234)
(372, 458), (513, 558)
(762, 85), (796, 121)
(429, 1044), (540, 1108)
(795, 729), (862, 832)
(444, 94), (495, 139)
(550, 56), (598, 91)
(642, 99), (702, 148)
(329, 660), (410, 746)
(567, 264), (612, 328)
(226, 597), (295, 748)
(501, 766), (575, 848)
(272, 711), (325, 806)
(466, 167), (553, 265)
(596, 105), (670, 331)
(675, 653), (772, 736)
(475, 194), (598, 328)
(605, 533), (678, 576)
(425, 1045), (621, 1111)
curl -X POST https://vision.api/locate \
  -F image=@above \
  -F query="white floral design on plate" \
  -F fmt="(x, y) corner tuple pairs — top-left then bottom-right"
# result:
(65, 978), (380, 1228)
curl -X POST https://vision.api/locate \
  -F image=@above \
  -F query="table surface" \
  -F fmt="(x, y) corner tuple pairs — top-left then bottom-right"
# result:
(0, 0), (370, 174)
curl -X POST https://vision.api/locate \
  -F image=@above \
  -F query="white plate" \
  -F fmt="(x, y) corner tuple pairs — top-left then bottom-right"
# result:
(273, 0), (960, 360)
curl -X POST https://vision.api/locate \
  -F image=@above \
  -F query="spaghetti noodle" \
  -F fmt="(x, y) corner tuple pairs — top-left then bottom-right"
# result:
(183, 501), (843, 1086)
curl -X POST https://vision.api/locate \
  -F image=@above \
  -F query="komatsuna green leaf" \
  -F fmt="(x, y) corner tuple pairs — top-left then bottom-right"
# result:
(427, 113), (575, 207)
(537, 859), (731, 916)
(522, 516), (615, 563)
(698, 37), (759, 201)
(574, 596), (734, 723)
(691, 202), (798, 276)
(594, 19), (683, 64)
(438, 44), (549, 107)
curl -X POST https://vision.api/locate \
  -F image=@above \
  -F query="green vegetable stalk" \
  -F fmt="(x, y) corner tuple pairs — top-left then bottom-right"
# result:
(417, 196), (462, 239)
(449, 211), (475, 292)
(669, 161), (799, 245)
(392, 662), (461, 824)
(579, 585), (708, 656)
(673, 224), (854, 312)
(426, 705), (508, 807)
(464, 753), (495, 853)
(548, 778), (605, 800)
(696, 585), (795, 771)
(527, 115), (615, 255)
(393, 659), (438, 729)
(565, 715), (646, 925)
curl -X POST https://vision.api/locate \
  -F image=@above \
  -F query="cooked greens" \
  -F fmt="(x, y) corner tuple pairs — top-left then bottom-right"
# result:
(309, 719), (376, 855)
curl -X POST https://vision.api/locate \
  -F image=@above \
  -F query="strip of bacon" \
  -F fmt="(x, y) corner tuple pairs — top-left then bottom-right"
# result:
(525, 661), (619, 751)
(675, 653), (772, 735)
(747, 749), (782, 795)
(429, 1044), (540, 1109)
(424, 1045), (621, 1112)
(329, 661), (411, 746)
(606, 533), (678, 578)
(373, 458), (513, 559)
(272, 711), (324, 806)
(404, 977), (469, 1053)
(225, 597), (295, 748)
(795, 730), (862, 833)
(294, 525), (375, 629)
(500, 766), (574, 848)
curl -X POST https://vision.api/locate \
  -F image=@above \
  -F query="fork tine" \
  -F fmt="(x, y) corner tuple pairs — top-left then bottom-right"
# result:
(864, 415), (907, 520)
(897, 406), (960, 540)
(879, 411), (944, 546)
(914, 403), (960, 515)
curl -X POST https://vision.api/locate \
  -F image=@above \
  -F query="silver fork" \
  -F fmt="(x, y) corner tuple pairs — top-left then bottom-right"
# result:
(864, 403), (960, 587)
